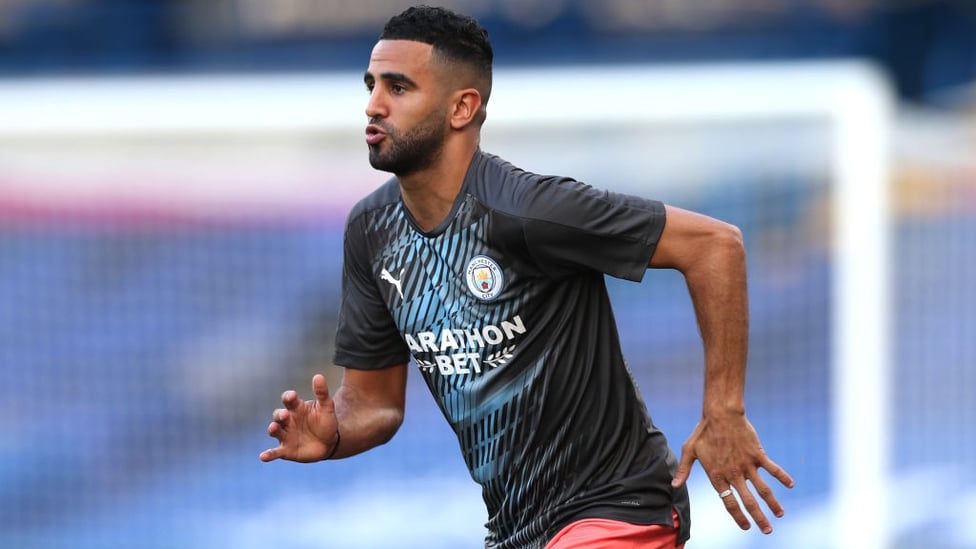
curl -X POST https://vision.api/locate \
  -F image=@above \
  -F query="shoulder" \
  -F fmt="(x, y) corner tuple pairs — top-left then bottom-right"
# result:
(467, 150), (582, 213)
(345, 177), (401, 229)
(471, 150), (631, 222)
(469, 149), (554, 186)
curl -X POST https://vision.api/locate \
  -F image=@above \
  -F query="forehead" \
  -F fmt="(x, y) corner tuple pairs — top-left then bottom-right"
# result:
(367, 40), (435, 77)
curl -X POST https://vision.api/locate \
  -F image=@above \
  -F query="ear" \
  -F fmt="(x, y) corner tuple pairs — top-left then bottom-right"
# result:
(449, 88), (483, 130)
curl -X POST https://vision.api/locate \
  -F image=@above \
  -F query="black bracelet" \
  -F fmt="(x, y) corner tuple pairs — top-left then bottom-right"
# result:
(324, 430), (341, 460)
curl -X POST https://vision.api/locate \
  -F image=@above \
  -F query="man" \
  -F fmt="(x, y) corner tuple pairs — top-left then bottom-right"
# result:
(260, 5), (794, 548)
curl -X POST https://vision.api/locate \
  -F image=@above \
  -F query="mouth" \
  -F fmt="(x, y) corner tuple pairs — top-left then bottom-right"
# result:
(365, 124), (386, 146)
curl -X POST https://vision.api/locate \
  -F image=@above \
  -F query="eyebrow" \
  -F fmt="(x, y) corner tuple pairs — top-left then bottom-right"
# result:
(363, 70), (418, 88)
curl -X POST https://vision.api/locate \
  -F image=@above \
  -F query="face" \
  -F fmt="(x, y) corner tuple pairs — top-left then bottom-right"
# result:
(363, 40), (450, 176)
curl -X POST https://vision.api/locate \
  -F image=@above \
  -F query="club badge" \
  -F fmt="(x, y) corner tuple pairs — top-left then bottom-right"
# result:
(465, 255), (504, 301)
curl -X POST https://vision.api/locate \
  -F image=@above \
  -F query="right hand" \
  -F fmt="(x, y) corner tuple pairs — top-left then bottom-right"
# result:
(259, 374), (339, 463)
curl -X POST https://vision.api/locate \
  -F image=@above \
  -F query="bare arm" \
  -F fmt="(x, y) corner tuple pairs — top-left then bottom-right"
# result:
(259, 364), (407, 463)
(651, 205), (794, 533)
(331, 364), (407, 458)
(650, 205), (750, 417)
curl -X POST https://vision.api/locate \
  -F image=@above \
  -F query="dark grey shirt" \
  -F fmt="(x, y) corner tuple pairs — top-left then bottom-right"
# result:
(335, 150), (690, 547)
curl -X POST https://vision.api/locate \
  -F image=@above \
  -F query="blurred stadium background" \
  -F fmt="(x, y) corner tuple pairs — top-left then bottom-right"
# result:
(1, 1), (974, 548)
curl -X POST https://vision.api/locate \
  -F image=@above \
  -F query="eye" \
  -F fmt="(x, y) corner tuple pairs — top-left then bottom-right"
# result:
(391, 83), (406, 95)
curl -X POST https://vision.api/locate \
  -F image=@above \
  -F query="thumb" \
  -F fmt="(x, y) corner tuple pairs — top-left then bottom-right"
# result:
(311, 374), (332, 408)
(671, 447), (696, 488)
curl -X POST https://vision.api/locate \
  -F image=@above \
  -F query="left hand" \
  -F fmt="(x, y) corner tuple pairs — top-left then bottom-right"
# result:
(671, 412), (794, 534)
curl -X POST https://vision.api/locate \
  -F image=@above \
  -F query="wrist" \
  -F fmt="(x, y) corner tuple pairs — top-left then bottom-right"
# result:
(703, 401), (745, 418)
(324, 429), (341, 460)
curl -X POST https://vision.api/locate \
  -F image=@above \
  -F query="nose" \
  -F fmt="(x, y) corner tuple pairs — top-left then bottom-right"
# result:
(365, 88), (386, 119)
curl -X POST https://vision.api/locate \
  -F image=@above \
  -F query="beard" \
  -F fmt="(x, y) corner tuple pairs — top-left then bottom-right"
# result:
(368, 111), (447, 176)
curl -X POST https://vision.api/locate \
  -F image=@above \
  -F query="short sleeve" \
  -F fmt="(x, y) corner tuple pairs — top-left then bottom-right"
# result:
(520, 177), (667, 282)
(332, 213), (411, 369)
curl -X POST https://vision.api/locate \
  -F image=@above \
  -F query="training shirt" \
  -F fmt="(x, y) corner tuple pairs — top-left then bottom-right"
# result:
(334, 149), (691, 548)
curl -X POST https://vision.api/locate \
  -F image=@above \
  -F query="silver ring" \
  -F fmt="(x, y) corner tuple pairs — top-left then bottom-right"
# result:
(718, 489), (734, 499)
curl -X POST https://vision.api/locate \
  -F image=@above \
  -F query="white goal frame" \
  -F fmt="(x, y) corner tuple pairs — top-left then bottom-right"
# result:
(0, 61), (894, 548)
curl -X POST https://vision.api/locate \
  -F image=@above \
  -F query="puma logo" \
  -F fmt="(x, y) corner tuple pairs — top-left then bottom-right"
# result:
(380, 267), (405, 299)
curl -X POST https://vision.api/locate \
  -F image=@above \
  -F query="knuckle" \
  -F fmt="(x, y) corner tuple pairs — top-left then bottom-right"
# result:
(742, 498), (760, 513)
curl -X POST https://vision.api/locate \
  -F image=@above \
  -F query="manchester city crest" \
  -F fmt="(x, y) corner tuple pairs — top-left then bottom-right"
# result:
(465, 255), (504, 301)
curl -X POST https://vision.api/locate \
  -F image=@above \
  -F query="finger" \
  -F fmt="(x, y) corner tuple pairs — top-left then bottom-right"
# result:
(311, 374), (331, 408)
(707, 469), (751, 531)
(718, 484), (752, 531)
(259, 446), (283, 462)
(733, 477), (772, 534)
(272, 408), (289, 424)
(750, 474), (785, 519)
(762, 456), (795, 489)
(670, 446), (696, 488)
(281, 389), (301, 410)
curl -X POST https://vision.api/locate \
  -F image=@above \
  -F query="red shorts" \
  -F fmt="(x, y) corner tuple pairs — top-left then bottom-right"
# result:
(544, 510), (683, 549)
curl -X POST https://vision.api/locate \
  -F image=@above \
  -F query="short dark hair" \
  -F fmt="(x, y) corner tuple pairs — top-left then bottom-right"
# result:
(380, 5), (493, 104)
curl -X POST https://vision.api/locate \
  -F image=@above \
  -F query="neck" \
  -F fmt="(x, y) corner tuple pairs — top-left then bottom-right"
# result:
(397, 139), (478, 232)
